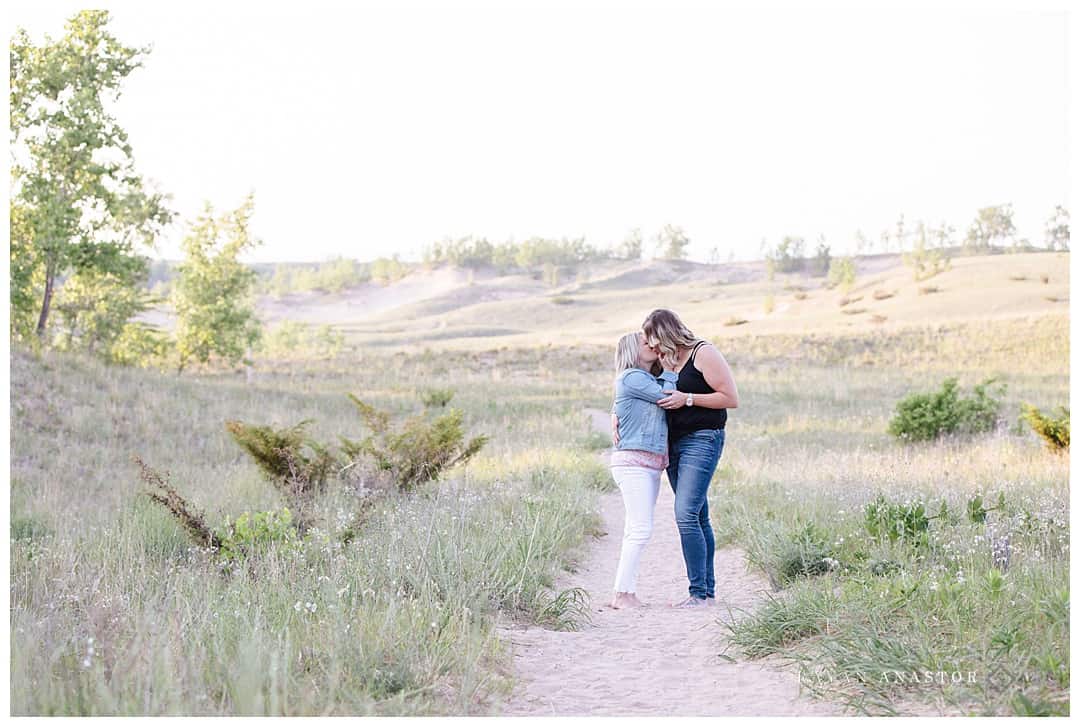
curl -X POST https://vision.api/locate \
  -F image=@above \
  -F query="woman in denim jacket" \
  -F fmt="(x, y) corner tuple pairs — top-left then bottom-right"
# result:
(607, 331), (678, 609)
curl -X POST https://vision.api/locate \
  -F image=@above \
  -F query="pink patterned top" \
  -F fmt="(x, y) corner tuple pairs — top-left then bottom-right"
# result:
(609, 448), (669, 470)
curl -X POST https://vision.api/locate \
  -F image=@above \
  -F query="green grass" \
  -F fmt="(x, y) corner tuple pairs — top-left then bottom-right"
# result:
(10, 304), (1069, 715)
(9, 346), (608, 715)
(708, 315), (1069, 716)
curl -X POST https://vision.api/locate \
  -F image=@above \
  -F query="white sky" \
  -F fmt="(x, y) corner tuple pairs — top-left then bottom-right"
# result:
(6, 0), (1071, 263)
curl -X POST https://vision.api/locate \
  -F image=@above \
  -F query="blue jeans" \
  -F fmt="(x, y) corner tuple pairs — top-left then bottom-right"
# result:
(667, 428), (725, 599)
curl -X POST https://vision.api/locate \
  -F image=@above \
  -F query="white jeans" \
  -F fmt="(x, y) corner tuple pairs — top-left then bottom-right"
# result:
(610, 465), (662, 593)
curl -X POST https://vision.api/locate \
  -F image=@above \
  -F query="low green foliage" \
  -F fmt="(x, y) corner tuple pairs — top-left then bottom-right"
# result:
(1020, 404), (1069, 452)
(214, 508), (300, 562)
(864, 495), (930, 545)
(341, 395), (487, 492)
(888, 377), (1004, 441)
(224, 419), (336, 520)
(421, 388), (455, 408)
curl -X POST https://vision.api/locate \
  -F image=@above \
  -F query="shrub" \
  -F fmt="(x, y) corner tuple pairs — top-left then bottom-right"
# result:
(225, 419), (337, 527)
(864, 495), (929, 546)
(827, 257), (856, 292)
(918, 285), (940, 295)
(135, 456), (223, 550)
(793, 291), (808, 300)
(214, 508), (300, 562)
(887, 377), (1005, 441)
(840, 307), (866, 315)
(341, 394), (487, 492)
(1020, 404), (1069, 452)
(764, 295), (775, 314)
(724, 317), (748, 327)
(776, 522), (835, 583)
(838, 295), (863, 307)
(872, 289), (895, 300)
(421, 388), (455, 408)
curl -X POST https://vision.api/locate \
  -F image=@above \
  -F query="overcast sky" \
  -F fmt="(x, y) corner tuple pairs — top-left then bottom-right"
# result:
(8, 0), (1071, 263)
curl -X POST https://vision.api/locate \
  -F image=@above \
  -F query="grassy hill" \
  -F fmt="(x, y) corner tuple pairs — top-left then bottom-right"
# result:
(223, 251), (1067, 351)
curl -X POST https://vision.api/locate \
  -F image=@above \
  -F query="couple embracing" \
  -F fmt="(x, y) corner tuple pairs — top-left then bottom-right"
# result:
(608, 308), (739, 609)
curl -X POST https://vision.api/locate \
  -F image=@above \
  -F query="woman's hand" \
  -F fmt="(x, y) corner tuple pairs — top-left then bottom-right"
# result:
(611, 412), (620, 446)
(658, 349), (678, 372)
(658, 389), (689, 409)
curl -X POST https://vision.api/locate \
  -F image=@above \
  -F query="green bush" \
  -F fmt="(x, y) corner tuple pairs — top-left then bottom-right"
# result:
(225, 419), (337, 528)
(1020, 404), (1070, 452)
(214, 508), (300, 562)
(864, 495), (930, 545)
(776, 522), (835, 583)
(421, 388), (455, 408)
(887, 377), (1004, 441)
(341, 394), (487, 492)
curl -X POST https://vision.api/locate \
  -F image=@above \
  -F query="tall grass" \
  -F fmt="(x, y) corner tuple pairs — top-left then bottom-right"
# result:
(10, 347), (608, 715)
(708, 315), (1069, 716)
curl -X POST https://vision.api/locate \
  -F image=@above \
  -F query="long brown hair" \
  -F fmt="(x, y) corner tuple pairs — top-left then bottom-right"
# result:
(641, 309), (698, 357)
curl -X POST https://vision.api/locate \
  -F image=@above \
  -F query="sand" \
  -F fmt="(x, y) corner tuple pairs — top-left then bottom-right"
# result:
(494, 409), (848, 717)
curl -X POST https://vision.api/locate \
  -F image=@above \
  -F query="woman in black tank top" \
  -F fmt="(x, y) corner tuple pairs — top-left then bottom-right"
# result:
(640, 309), (739, 607)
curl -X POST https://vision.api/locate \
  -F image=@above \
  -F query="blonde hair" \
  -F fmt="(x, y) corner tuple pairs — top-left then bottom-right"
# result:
(614, 331), (641, 376)
(641, 309), (698, 357)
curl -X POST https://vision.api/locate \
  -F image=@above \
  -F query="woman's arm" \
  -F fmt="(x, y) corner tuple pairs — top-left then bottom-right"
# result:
(658, 343), (739, 409)
(621, 369), (678, 404)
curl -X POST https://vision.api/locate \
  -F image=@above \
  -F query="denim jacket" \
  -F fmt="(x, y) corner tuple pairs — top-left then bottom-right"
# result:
(612, 368), (679, 454)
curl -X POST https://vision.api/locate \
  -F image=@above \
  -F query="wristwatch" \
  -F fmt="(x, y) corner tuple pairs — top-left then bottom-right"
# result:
(686, 393), (694, 407)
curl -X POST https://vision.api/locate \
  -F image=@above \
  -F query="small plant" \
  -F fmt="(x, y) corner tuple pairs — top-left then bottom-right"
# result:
(793, 291), (808, 300)
(870, 314), (887, 324)
(1009, 274), (1028, 281)
(864, 495), (929, 545)
(887, 377), (1005, 441)
(135, 456), (222, 550)
(421, 388), (455, 408)
(214, 508), (300, 562)
(966, 491), (1006, 523)
(838, 295), (863, 307)
(764, 295), (775, 314)
(551, 296), (574, 305)
(840, 307), (866, 315)
(872, 289), (895, 300)
(1040, 274), (1050, 284)
(1020, 404), (1069, 452)
(723, 317), (748, 327)
(225, 420), (336, 523)
(341, 394), (487, 492)
(534, 587), (592, 631)
(776, 522), (834, 583)
(827, 257), (856, 292)
(918, 285), (940, 295)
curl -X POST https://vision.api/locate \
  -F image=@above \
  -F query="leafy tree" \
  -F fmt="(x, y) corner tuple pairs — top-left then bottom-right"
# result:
(172, 196), (262, 372)
(10, 11), (171, 341)
(902, 220), (950, 281)
(965, 204), (1016, 252)
(52, 261), (164, 361)
(809, 235), (831, 277)
(827, 257), (856, 292)
(1043, 205), (1069, 251)
(655, 224), (690, 260)
(765, 236), (805, 273)
(618, 228), (644, 260)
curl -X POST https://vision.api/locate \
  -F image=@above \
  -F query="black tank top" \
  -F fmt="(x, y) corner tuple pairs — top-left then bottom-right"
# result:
(667, 341), (727, 443)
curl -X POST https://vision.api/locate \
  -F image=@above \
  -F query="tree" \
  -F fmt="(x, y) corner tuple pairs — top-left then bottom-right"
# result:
(1044, 205), (1069, 251)
(827, 257), (856, 292)
(172, 196), (262, 372)
(965, 204), (1016, 252)
(809, 235), (831, 277)
(617, 228), (643, 260)
(902, 220), (950, 281)
(655, 224), (690, 260)
(10, 11), (171, 341)
(765, 236), (805, 273)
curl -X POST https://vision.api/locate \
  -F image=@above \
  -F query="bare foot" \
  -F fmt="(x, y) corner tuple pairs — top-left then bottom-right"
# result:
(610, 592), (642, 609)
(670, 596), (709, 608)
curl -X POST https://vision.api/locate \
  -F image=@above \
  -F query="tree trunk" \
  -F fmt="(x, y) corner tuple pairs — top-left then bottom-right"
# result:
(34, 270), (55, 340)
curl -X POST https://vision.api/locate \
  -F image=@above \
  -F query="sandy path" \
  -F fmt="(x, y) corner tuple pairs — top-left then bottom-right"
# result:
(495, 409), (847, 717)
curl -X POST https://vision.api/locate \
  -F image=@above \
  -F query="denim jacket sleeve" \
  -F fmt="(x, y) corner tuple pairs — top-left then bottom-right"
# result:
(621, 369), (678, 404)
